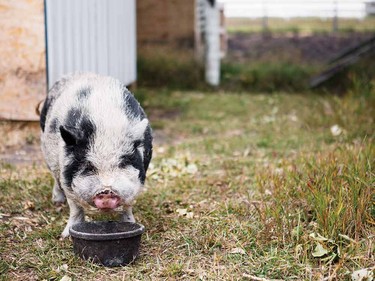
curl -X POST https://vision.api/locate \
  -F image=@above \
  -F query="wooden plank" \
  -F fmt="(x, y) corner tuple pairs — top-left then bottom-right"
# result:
(310, 36), (375, 88)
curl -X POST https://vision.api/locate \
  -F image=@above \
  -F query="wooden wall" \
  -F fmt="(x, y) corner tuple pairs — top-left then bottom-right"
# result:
(0, 0), (46, 121)
(137, 0), (196, 48)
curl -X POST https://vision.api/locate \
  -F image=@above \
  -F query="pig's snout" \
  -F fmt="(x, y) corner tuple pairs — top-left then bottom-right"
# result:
(93, 189), (121, 210)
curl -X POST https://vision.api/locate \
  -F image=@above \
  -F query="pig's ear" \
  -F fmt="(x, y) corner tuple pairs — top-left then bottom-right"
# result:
(60, 126), (80, 146)
(132, 118), (149, 140)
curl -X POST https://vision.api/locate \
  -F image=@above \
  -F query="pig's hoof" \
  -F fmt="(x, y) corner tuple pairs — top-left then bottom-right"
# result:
(122, 215), (135, 223)
(61, 227), (70, 238)
(52, 193), (66, 205)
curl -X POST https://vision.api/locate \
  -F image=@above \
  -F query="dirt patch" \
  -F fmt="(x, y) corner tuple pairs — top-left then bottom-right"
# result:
(227, 32), (374, 63)
(0, 121), (43, 166)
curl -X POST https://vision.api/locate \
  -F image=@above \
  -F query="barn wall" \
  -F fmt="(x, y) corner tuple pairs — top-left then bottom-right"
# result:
(137, 0), (196, 48)
(0, 0), (46, 121)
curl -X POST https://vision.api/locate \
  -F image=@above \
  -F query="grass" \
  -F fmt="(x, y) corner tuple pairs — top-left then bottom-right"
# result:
(137, 47), (206, 91)
(1, 86), (374, 280)
(226, 17), (375, 34)
(136, 46), (318, 93)
(221, 61), (317, 92)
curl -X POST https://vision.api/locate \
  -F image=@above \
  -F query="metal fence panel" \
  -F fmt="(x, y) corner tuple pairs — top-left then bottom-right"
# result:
(45, 0), (136, 88)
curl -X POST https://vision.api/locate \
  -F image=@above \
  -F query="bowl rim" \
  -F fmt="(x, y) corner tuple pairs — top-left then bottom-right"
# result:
(69, 221), (145, 241)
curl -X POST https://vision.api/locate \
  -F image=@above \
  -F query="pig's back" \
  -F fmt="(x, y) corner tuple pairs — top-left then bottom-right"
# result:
(41, 73), (143, 134)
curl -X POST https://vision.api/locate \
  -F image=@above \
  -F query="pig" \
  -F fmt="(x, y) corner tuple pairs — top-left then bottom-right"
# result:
(40, 73), (152, 237)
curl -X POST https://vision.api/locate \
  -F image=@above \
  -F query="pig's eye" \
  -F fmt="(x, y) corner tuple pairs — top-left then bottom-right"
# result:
(82, 162), (97, 175)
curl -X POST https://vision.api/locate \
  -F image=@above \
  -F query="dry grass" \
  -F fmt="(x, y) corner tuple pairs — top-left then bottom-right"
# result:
(226, 17), (375, 34)
(0, 88), (374, 280)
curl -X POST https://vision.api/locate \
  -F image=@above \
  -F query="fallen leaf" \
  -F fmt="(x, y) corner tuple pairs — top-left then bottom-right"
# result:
(176, 208), (188, 216)
(312, 243), (329, 257)
(309, 232), (329, 242)
(229, 247), (246, 255)
(60, 275), (72, 281)
(56, 264), (68, 273)
(186, 163), (198, 174)
(351, 268), (374, 281)
(338, 233), (357, 243)
(23, 200), (35, 210)
(176, 208), (194, 218)
(330, 124), (342, 136)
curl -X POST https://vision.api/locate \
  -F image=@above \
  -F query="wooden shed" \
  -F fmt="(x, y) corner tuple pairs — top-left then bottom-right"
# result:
(0, 0), (137, 121)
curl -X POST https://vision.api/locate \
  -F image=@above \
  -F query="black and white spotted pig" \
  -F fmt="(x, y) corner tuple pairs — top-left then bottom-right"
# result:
(40, 73), (152, 237)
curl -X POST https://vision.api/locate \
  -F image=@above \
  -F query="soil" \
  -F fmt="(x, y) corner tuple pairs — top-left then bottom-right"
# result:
(0, 122), (43, 166)
(226, 32), (374, 63)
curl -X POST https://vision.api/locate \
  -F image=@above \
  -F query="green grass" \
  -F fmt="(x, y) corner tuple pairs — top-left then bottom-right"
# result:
(1, 88), (374, 280)
(136, 47), (318, 93)
(221, 61), (318, 92)
(137, 47), (206, 91)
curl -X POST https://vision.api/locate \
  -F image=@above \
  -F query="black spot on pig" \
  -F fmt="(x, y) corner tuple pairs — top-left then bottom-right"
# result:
(143, 126), (153, 172)
(119, 144), (145, 184)
(78, 87), (92, 100)
(122, 88), (145, 119)
(65, 108), (83, 128)
(81, 161), (98, 176)
(40, 79), (66, 132)
(49, 118), (59, 133)
(61, 114), (96, 188)
(40, 96), (53, 132)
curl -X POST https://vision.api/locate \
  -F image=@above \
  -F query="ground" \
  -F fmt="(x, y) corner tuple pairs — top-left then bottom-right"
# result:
(0, 89), (373, 280)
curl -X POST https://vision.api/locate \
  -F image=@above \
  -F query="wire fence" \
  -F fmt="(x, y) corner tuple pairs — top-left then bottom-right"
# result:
(219, 0), (367, 18)
(219, 0), (372, 33)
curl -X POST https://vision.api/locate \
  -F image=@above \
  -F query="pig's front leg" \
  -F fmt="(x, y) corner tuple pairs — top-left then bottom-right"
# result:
(61, 198), (85, 238)
(121, 206), (135, 223)
(52, 180), (66, 205)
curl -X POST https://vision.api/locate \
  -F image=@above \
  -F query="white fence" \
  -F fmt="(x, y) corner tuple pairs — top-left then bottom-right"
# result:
(219, 0), (367, 19)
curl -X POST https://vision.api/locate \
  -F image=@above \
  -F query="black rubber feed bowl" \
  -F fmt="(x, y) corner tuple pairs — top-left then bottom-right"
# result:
(70, 221), (145, 267)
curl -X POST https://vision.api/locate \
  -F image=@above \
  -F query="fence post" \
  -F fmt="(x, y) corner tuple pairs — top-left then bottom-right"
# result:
(204, 0), (220, 86)
(333, 0), (338, 32)
(262, 0), (268, 32)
